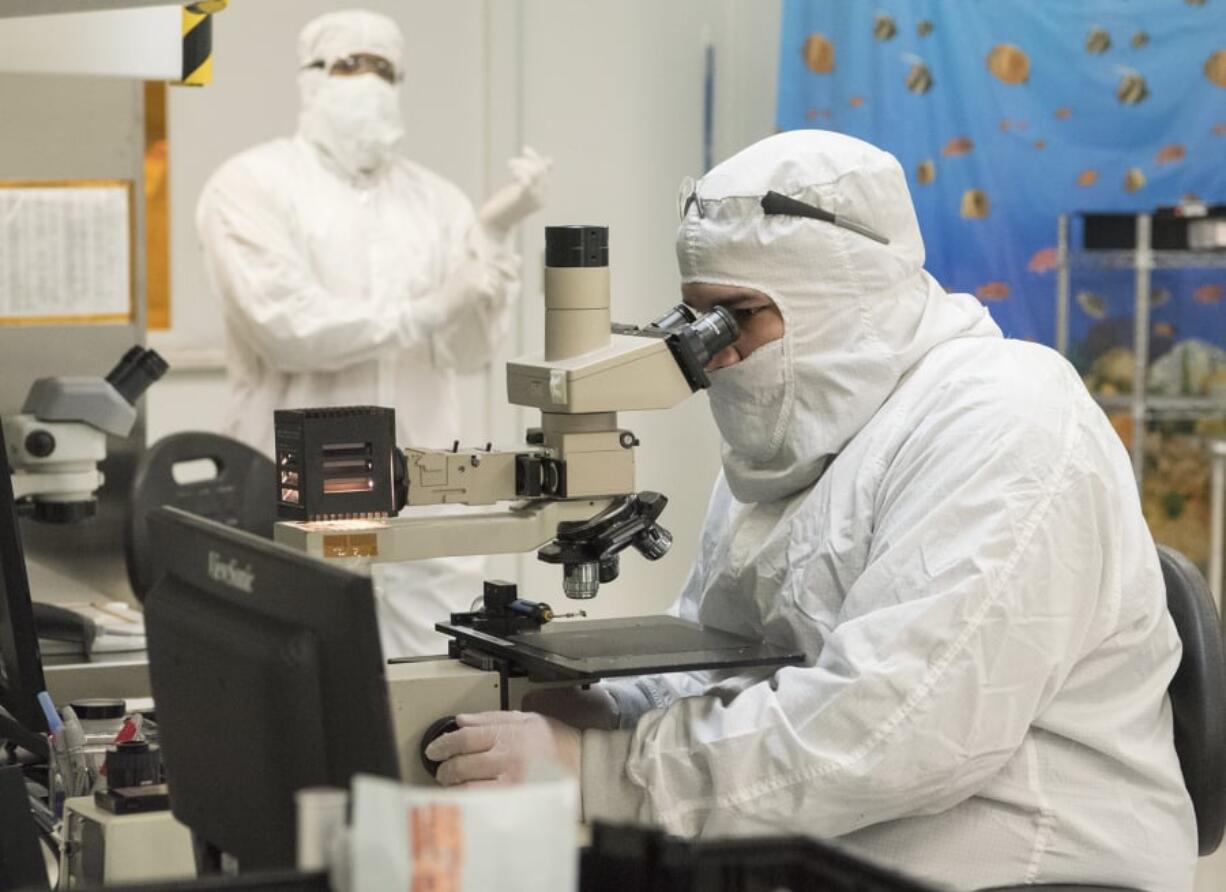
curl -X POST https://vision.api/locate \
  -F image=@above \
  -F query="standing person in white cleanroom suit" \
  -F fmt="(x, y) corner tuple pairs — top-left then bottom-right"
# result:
(427, 131), (1198, 890)
(196, 10), (550, 658)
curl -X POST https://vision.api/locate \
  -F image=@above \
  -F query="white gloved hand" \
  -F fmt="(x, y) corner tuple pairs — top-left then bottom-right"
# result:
(478, 146), (553, 236)
(520, 686), (620, 731)
(425, 711), (581, 787)
(403, 239), (519, 339)
(470, 232), (521, 309)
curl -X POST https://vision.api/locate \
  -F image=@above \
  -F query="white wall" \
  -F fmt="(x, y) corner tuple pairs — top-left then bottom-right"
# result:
(512, 0), (781, 614)
(150, 0), (782, 617)
(157, 0), (489, 356)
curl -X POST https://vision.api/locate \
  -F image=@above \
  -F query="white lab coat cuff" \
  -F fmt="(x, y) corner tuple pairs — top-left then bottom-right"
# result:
(601, 680), (656, 730)
(580, 728), (644, 824)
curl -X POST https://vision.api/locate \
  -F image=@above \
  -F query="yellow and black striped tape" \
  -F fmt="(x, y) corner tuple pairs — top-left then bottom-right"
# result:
(179, 2), (227, 86)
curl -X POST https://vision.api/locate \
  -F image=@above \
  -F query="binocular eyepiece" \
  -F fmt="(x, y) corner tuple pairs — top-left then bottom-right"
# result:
(106, 346), (169, 406)
(648, 303), (740, 379)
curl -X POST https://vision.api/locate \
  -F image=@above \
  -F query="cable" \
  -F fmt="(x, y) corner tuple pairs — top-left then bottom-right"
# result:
(0, 707), (48, 760)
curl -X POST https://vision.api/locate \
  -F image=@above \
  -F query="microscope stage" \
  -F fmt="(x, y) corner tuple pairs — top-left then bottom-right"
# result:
(435, 615), (805, 682)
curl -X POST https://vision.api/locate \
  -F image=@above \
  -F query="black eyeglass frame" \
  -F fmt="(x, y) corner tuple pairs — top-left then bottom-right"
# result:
(678, 185), (889, 246)
(302, 53), (401, 85)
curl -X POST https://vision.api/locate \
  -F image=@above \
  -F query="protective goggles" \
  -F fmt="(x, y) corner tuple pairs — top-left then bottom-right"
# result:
(676, 176), (889, 245)
(303, 52), (399, 84)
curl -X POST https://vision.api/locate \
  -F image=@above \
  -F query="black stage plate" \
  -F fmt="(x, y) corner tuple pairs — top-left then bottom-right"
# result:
(435, 615), (805, 682)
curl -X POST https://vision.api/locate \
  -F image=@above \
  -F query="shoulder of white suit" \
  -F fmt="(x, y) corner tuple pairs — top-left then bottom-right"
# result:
(389, 156), (474, 212)
(892, 338), (1082, 454)
(200, 137), (304, 202)
(201, 138), (474, 220)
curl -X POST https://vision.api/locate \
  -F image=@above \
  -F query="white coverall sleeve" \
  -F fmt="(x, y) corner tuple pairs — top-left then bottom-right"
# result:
(427, 200), (515, 374)
(584, 395), (1120, 838)
(597, 483), (740, 727)
(197, 162), (426, 374)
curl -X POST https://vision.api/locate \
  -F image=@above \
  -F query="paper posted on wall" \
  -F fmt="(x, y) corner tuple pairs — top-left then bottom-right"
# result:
(348, 772), (579, 892)
(0, 182), (132, 325)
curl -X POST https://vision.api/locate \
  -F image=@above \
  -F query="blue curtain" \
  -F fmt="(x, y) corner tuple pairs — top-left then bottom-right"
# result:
(777, 1), (1226, 355)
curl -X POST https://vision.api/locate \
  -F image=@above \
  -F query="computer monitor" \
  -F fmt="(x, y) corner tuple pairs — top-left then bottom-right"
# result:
(0, 421), (48, 739)
(144, 507), (398, 872)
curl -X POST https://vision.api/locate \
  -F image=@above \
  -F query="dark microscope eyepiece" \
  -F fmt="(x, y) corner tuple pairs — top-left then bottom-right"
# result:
(648, 303), (698, 333)
(650, 305), (741, 392)
(106, 347), (169, 406)
(104, 346), (145, 389)
(684, 305), (740, 368)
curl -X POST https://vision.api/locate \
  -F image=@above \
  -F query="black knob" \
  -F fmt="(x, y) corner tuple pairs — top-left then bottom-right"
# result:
(420, 715), (460, 779)
(599, 556), (620, 584)
(545, 225), (608, 268)
(105, 740), (162, 789)
(24, 430), (55, 458)
(483, 579), (519, 610)
(634, 524), (673, 561)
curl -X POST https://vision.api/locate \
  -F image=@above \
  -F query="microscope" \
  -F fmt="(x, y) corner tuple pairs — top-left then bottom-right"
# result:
(1, 347), (167, 667)
(272, 227), (801, 779)
(3, 346), (167, 523)
(273, 225), (738, 606)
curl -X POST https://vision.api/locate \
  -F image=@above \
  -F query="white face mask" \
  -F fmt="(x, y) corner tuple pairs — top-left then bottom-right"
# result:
(300, 75), (404, 178)
(707, 339), (792, 464)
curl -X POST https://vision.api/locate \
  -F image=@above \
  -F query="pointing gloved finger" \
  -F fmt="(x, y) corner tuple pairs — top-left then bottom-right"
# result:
(508, 148), (552, 187)
(521, 145), (553, 171)
(509, 147), (544, 174)
(423, 723), (499, 762)
(509, 161), (545, 186)
(436, 749), (506, 787)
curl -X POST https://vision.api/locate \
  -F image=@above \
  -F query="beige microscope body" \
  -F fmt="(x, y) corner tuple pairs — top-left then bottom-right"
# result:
(271, 226), (756, 785)
(273, 225), (736, 600)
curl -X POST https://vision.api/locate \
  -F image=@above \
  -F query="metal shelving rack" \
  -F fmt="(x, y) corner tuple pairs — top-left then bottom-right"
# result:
(1056, 212), (1226, 603)
(1056, 213), (1226, 481)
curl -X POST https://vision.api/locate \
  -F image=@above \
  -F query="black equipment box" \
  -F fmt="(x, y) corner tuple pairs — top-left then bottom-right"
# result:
(580, 823), (937, 892)
(274, 407), (399, 521)
(1083, 206), (1226, 251)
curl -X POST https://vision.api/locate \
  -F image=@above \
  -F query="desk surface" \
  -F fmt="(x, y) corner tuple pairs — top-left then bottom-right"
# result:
(43, 657), (151, 704)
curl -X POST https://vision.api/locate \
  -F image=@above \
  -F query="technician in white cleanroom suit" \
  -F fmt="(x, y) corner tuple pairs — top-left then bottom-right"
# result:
(426, 131), (1197, 890)
(196, 10), (550, 658)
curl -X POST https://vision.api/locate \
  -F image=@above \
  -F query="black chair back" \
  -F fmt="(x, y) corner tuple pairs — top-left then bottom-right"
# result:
(125, 432), (276, 602)
(1158, 544), (1226, 856)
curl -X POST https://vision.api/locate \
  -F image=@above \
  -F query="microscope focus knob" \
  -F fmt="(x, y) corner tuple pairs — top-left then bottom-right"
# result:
(24, 430), (56, 458)
(420, 715), (460, 779)
(635, 524), (673, 561)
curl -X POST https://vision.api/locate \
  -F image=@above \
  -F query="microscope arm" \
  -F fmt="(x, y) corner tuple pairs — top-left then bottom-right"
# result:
(273, 497), (614, 563)
(270, 226), (740, 603)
